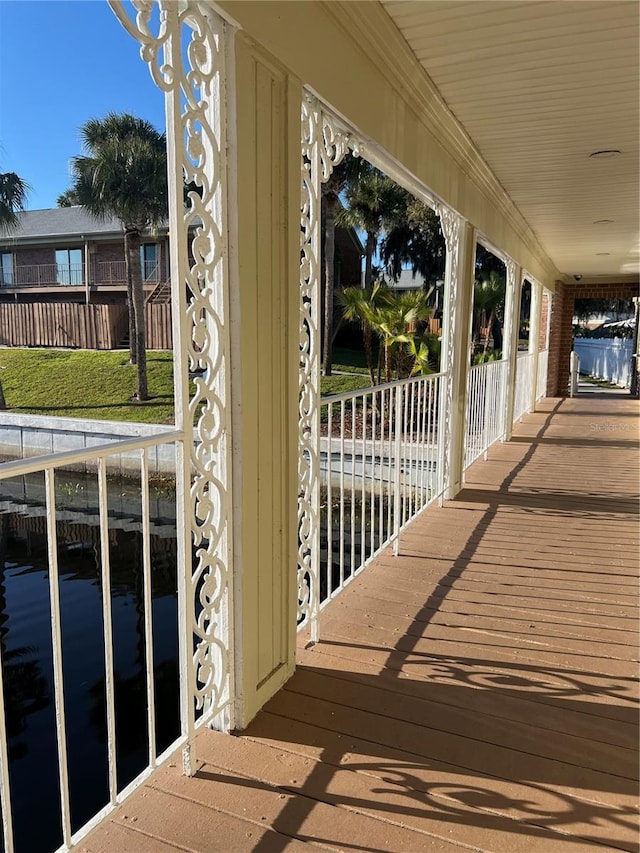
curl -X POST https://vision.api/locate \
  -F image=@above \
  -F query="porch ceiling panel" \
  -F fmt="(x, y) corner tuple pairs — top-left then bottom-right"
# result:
(382, 0), (640, 280)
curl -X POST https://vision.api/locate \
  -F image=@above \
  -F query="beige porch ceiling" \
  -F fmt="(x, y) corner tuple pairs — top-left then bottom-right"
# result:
(381, 0), (640, 281)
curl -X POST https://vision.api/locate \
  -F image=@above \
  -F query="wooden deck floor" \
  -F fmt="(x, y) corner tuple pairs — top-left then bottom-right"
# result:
(83, 394), (639, 853)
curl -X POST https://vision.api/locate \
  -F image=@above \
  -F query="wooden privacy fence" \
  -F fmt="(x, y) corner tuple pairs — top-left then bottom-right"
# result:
(145, 303), (172, 349)
(0, 302), (173, 350)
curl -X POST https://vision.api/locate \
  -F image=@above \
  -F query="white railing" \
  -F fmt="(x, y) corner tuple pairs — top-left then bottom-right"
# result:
(0, 432), (190, 853)
(537, 349), (549, 400)
(463, 359), (508, 471)
(311, 373), (444, 616)
(513, 351), (535, 424)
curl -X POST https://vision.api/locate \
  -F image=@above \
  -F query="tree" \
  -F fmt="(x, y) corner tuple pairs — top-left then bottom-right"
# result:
(57, 189), (79, 207)
(339, 284), (433, 383)
(0, 171), (29, 233)
(370, 288), (433, 382)
(473, 270), (505, 354)
(0, 170), (29, 409)
(574, 297), (633, 324)
(337, 164), (406, 289)
(381, 194), (446, 289)
(321, 155), (366, 376)
(67, 113), (167, 401)
(338, 282), (385, 384)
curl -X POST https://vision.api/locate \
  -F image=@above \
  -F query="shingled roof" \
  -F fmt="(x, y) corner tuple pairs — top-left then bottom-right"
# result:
(4, 207), (125, 240)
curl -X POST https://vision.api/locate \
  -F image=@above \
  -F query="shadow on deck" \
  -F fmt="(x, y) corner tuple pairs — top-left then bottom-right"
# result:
(83, 395), (639, 853)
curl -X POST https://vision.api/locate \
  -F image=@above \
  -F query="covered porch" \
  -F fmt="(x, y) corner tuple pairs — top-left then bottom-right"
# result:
(0, 2), (638, 852)
(82, 393), (638, 852)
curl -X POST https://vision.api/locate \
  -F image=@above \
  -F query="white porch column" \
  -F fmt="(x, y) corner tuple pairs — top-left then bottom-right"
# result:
(502, 259), (522, 441)
(437, 205), (474, 501)
(109, 0), (238, 764)
(528, 280), (543, 412)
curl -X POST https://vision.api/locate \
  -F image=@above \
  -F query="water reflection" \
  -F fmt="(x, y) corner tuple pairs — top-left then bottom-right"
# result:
(0, 515), (49, 763)
(0, 471), (179, 853)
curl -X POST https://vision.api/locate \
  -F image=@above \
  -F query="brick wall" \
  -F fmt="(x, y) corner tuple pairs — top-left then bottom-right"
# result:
(14, 247), (55, 266)
(539, 290), (549, 349)
(93, 241), (125, 264)
(547, 280), (638, 396)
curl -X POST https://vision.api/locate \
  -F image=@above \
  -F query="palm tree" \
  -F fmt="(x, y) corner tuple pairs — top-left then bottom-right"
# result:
(338, 282), (386, 384)
(0, 171), (29, 409)
(0, 171), (29, 233)
(337, 165), (406, 289)
(339, 285), (433, 383)
(67, 113), (167, 401)
(473, 271), (505, 354)
(321, 155), (366, 376)
(56, 189), (79, 207)
(371, 289), (433, 382)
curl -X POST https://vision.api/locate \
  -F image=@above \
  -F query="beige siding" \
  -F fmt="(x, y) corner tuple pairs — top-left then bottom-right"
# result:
(234, 36), (300, 723)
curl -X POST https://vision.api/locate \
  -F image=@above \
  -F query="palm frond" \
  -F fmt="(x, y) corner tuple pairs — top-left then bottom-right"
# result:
(0, 172), (30, 232)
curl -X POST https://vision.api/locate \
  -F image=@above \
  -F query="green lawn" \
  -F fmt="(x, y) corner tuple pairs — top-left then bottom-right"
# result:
(0, 349), (175, 424)
(321, 346), (373, 397)
(330, 346), (371, 374)
(579, 373), (621, 389)
(0, 345), (374, 424)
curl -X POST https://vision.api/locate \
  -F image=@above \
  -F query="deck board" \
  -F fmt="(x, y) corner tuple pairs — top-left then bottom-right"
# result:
(82, 394), (639, 853)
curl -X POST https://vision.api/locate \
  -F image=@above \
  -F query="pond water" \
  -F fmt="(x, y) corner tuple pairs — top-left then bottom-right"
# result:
(0, 471), (180, 853)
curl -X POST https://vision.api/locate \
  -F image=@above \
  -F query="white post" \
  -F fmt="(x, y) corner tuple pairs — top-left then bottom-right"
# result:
(108, 0), (238, 764)
(482, 366), (492, 459)
(392, 382), (403, 554)
(161, 3), (197, 775)
(436, 204), (474, 501)
(570, 351), (580, 397)
(502, 261), (522, 441)
(528, 281), (542, 413)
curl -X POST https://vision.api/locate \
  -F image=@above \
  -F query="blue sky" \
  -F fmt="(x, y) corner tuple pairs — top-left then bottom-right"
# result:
(0, 1), (165, 210)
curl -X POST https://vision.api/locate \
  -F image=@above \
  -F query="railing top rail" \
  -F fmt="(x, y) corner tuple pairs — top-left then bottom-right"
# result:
(0, 428), (182, 481)
(468, 358), (508, 374)
(517, 350), (536, 360)
(321, 372), (445, 405)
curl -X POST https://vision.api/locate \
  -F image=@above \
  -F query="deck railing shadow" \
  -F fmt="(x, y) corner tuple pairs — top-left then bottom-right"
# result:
(195, 647), (637, 852)
(185, 395), (638, 852)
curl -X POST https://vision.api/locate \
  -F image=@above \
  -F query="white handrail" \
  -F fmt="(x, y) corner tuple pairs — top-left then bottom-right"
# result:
(302, 372), (444, 634)
(0, 429), (185, 853)
(537, 349), (549, 400)
(513, 351), (535, 423)
(464, 359), (508, 471)
(0, 430), (182, 481)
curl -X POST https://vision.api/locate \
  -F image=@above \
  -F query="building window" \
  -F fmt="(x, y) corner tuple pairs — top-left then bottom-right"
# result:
(56, 248), (83, 286)
(0, 252), (13, 286)
(140, 243), (159, 281)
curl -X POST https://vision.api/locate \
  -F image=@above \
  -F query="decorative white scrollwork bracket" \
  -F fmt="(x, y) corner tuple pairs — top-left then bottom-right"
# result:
(108, 0), (235, 752)
(299, 94), (363, 639)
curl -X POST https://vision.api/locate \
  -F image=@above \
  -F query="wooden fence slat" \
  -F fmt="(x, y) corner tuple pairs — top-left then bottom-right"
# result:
(0, 302), (171, 350)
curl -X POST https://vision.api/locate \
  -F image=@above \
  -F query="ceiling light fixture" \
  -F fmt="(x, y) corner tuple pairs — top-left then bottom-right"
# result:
(593, 219), (614, 224)
(589, 149), (621, 158)
(596, 252), (611, 256)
